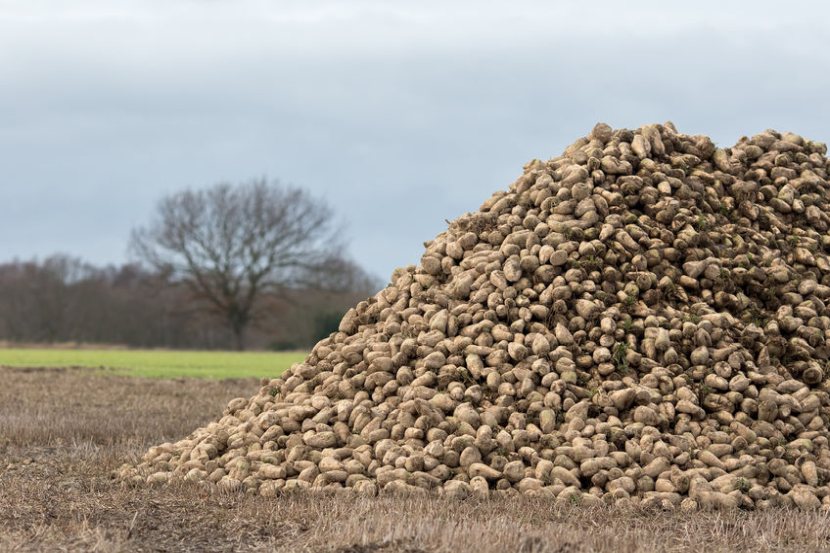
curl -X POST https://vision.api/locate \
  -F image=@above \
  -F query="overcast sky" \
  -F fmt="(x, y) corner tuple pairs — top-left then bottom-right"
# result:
(2, 1), (829, 281)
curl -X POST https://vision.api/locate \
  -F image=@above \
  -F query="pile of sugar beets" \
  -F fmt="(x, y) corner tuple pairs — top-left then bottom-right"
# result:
(124, 123), (830, 510)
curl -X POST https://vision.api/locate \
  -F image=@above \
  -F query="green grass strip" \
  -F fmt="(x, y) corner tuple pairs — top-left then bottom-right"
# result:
(0, 347), (307, 379)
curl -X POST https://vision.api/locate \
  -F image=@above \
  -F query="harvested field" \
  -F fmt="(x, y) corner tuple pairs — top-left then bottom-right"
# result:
(3, 367), (830, 552)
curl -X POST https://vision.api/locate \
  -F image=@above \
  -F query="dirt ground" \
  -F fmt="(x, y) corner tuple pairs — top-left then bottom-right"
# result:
(3, 367), (830, 552)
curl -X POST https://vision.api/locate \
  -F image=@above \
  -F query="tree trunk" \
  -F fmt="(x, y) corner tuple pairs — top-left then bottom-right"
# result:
(230, 320), (246, 351)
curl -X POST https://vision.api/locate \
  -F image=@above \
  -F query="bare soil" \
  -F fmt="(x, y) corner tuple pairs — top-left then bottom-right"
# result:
(2, 367), (830, 552)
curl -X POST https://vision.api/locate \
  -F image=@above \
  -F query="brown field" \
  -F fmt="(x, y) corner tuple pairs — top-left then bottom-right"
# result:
(3, 368), (830, 552)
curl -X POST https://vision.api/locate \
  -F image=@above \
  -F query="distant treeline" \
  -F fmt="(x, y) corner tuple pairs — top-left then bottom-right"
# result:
(0, 255), (380, 350)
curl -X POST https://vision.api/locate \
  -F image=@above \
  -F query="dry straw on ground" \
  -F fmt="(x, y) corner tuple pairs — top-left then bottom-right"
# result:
(127, 123), (830, 510)
(4, 366), (830, 552)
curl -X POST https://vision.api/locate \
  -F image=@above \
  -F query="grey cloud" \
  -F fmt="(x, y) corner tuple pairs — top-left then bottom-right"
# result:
(1, 1), (829, 278)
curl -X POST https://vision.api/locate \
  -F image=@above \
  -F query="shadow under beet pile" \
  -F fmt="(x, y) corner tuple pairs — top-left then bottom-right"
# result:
(124, 122), (830, 510)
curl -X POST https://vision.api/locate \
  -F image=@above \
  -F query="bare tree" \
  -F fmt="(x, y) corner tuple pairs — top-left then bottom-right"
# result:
(130, 179), (342, 350)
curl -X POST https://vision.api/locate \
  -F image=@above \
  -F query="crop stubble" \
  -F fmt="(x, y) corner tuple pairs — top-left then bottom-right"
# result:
(2, 367), (830, 552)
